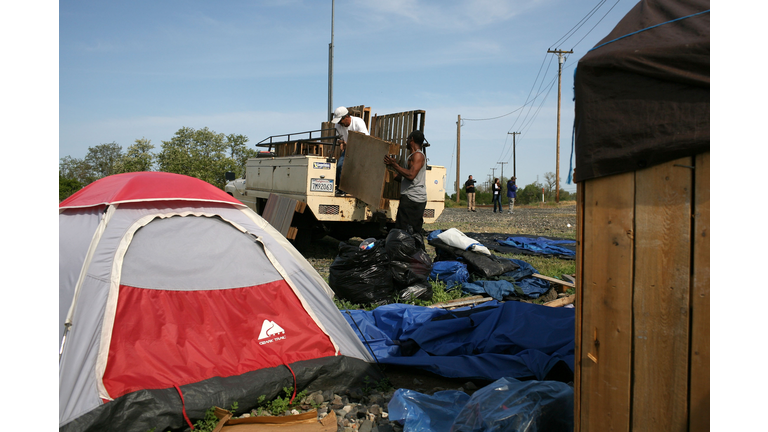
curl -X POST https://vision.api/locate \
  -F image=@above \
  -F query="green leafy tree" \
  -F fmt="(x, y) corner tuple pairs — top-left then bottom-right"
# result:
(226, 133), (257, 178)
(517, 181), (544, 205)
(157, 127), (250, 187)
(59, 175), (83, 202)
(85, 142), (124, 178)
(121, 137), (155, 173)
(59, 155), (96, 185)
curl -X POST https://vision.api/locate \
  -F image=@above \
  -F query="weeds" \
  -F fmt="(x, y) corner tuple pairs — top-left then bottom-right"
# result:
(254, 387), (309, 416)
(192, 407), (219, 432)
(362, 375), (394, 395)
(192, 401), (239, 432)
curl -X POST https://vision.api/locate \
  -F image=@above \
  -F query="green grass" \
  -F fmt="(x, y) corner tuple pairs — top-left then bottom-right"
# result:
(497, 253), (576, 279)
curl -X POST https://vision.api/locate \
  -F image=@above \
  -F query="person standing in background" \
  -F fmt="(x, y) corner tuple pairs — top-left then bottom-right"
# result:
(492, 178), (502, 213)
(465, 175), (477, 212)
(506, 176), (518, 214)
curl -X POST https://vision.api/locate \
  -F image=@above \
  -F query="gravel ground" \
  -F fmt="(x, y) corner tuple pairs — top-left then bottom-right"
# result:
(429, 203), (577, 238)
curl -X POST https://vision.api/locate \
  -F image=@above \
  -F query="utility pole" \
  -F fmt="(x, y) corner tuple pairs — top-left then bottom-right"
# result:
(328, 0), (335, 122)
(456, 115), (461, 204)
(497, 162), (507, 183)
(547, 49), (572, 203)
(507, 132), (520, 178)
(490, 167), (497, 180)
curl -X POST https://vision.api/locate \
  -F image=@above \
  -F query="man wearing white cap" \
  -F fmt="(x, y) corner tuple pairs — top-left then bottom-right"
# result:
(331, 106), (369, 193)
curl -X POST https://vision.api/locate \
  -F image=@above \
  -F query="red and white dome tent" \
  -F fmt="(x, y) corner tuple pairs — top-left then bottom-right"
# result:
(59, 172), (377, 432)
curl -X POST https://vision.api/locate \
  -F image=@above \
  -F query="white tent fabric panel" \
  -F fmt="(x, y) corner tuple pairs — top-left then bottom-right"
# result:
(121, 216), (283, 290)
(59, 207), (104, 339)
(59, 273), (111, 425)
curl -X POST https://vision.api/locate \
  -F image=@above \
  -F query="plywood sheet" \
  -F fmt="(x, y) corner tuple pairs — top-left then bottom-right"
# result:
(580, 172), (634, 432)
(689, 152), (710, 432)
(339, 131), (391, 210)
(632, 157), (692, 431)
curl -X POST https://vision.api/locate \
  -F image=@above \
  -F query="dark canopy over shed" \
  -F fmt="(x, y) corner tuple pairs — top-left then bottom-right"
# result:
(573, 0), (710, 182)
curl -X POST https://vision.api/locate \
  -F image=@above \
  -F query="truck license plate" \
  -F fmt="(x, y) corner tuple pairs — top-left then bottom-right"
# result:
(310, 178), (334, 193)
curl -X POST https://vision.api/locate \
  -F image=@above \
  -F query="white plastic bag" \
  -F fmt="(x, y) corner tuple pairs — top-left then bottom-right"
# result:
(436, 228), (491, 255)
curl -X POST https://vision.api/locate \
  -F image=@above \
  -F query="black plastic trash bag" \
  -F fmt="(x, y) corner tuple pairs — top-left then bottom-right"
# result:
(385, 227), (425, 258)
(386, 228), (433, 289)
(389, 249), (432, 286)
(328, 240), (395, 305)
(397, 281), (433, 302)
(429, 237), (517, 279)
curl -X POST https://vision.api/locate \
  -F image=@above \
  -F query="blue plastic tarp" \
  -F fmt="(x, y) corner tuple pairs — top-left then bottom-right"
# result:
(497, 237), (576, 257)
(342, 301), (574, 382)
(429, 260), (470, 289)
(389, 377), (574, 432)
(460, 259), (550, 300)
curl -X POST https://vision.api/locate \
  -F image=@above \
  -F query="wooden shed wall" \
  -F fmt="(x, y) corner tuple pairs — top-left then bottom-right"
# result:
(575, 153), (710, 431)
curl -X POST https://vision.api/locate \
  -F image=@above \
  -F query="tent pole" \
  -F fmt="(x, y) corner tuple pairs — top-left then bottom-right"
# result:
(59, 322), (72, 362)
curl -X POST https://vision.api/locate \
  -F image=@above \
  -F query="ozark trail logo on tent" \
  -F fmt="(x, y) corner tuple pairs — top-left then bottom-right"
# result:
(258, 320), (286, 345)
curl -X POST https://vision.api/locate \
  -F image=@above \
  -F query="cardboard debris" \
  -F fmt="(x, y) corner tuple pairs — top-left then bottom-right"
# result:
(212, 408), (337, 432)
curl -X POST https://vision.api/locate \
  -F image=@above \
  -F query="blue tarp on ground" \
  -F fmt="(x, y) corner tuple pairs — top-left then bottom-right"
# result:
(342, 301), (574, 382)
(429, 261), (470, 289)
(497, 237), (576, 257)
(388, 377), (574, 432)
(460, 259), (550, 300)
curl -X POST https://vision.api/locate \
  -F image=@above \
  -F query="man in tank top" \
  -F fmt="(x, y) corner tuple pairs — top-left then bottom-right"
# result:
(384, 130), (427, 235)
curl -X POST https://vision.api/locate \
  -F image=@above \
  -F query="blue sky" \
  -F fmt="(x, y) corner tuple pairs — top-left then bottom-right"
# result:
(57, 0), (641, 195)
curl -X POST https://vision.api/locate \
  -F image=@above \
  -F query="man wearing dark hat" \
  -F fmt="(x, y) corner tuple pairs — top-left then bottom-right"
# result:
(331, 106), (369, 194)
(465, 175), (477, 212)
(384, 130), (427, 234)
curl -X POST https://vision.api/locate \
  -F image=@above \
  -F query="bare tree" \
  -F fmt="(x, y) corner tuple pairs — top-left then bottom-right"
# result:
(543, 172), (559, 197)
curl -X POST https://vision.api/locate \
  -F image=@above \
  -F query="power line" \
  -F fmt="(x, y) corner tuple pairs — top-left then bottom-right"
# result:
(550, 0), (608, 49)
(571, 0), (624, 50)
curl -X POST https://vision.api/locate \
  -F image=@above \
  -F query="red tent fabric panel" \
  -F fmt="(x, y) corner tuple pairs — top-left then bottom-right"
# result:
(59, 172), (244, 209)
(103, 280), (336, 399)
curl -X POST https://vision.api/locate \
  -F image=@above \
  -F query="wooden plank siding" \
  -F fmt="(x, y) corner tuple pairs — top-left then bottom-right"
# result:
(579, 172), (635, 432)
(632, 157), (693, 431)
(575, 153), (710, 431)
(575, 182), (584, 431)
(689, 153), (710, 432)
(369, 110), (426, 201)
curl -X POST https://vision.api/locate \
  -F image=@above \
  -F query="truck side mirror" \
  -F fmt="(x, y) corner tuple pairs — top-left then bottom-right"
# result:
(225, 171), (236, 181)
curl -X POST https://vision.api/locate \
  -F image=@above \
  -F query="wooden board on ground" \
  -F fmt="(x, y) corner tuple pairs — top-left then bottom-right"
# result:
(532, 273), (575, 291)
(428, 296), (492, 309)
(544, 294), (575, 307)
(339, 131), (391, 210)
